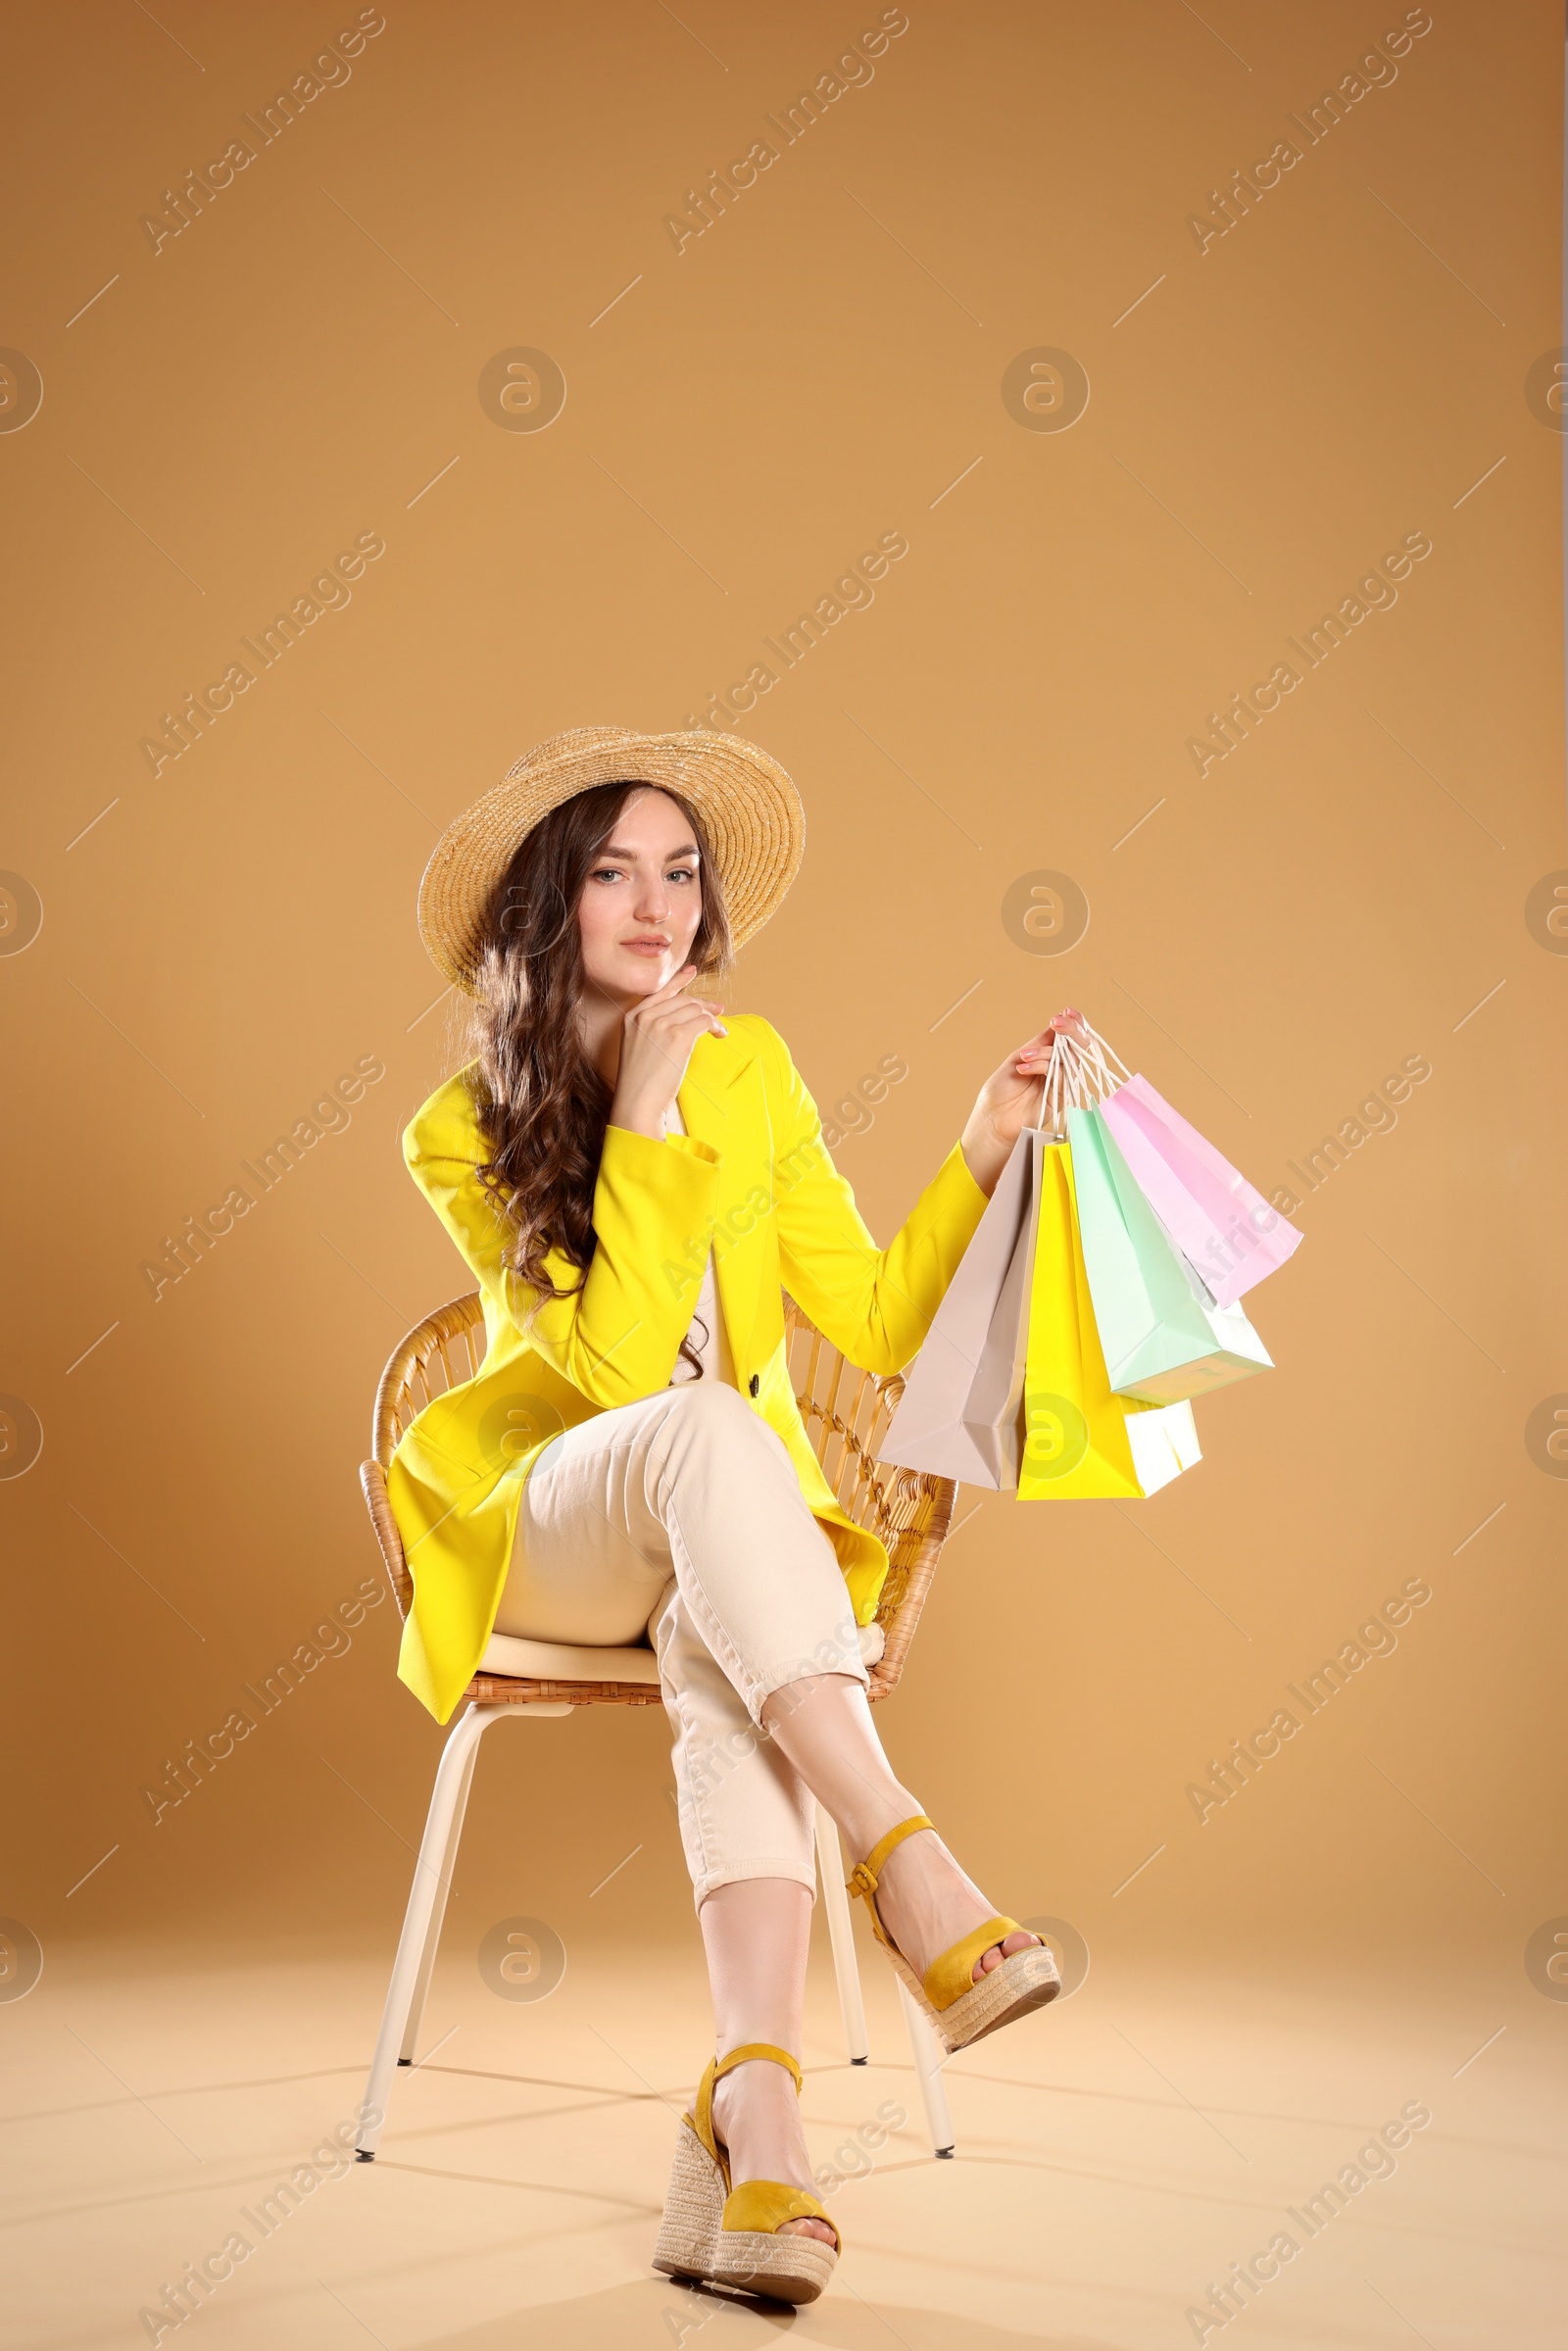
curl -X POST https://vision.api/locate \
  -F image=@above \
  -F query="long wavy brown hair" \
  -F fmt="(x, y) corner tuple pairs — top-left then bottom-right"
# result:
(467, 780), (732, 1370)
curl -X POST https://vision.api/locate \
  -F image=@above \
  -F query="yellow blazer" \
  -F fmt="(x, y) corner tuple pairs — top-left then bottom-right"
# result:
(386, 1014), (988, 1723)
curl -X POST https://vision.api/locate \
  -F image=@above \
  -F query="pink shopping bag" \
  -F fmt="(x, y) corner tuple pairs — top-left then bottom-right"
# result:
(1099, 1074), (1301, 1310)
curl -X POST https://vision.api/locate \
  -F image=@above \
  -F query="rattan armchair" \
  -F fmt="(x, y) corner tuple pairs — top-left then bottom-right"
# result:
(355, 1290), (962, 2159)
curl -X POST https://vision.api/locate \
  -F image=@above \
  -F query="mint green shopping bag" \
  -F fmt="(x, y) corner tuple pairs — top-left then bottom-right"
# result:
(1067, 1104), (1272, 1404)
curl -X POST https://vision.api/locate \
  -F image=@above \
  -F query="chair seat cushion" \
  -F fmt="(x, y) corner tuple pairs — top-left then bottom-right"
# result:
(477, 1619), (885, 1685)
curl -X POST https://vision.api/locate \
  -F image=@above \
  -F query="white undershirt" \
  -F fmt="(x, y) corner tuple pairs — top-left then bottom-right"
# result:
(662, 1102), (736, 1388)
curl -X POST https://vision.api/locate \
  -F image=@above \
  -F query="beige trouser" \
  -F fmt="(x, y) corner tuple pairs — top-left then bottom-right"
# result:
(493, 1381), (869, 1908)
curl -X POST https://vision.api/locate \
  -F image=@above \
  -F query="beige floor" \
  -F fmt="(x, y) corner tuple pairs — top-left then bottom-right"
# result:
(4, 1929), (1560, 2349)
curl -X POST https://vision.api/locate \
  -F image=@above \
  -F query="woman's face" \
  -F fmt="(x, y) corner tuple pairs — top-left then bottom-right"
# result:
(576, 786), (705, 1005)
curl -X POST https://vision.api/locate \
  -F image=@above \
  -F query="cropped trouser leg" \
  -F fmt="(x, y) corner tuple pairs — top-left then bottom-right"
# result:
(493, 1381), (868, 1909)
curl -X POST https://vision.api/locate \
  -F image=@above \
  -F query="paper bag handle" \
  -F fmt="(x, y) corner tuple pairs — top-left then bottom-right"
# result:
(1041, 1013), (1133, 1132)
(1065, 1016), (1132, 1088)
(1041, 1021), (1094, 1136)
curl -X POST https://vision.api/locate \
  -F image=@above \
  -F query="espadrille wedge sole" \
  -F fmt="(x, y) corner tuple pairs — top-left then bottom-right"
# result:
(652, 2043), (840, 2306)
(848, 1813), (1062, 2058)
(652, 2117), (838, 2304)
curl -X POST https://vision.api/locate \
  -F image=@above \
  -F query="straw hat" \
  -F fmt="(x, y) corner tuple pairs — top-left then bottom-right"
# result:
(416, 724), (806, 993)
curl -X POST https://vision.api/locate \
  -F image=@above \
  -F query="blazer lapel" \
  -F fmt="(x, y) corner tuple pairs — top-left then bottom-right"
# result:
(677, 1028), (766, 1382)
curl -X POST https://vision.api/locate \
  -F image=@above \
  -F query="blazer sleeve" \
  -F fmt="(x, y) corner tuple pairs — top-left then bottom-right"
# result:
(760, 1020), (989, 1377)
(403, 1064), (722, 1404)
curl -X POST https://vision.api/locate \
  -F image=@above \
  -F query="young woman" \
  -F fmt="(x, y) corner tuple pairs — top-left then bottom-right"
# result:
(388, 724), (1066, 2304)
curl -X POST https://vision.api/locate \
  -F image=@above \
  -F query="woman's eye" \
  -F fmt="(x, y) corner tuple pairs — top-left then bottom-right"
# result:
(590, 865), (624, 883)
(667, 865), (697, 884)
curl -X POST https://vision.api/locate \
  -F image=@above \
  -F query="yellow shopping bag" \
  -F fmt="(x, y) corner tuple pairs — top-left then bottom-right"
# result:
(1019, 1141), (1151, 1499)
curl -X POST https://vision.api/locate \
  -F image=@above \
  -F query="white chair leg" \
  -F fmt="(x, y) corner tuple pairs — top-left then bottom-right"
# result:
(356, 1700), (572, 2159)
(897, 1977), (956, 2158)
(813, 1803), (869, 2065)
(398, 1733), (480, 2064)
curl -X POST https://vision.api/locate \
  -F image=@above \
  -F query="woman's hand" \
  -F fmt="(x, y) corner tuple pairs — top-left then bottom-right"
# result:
(608, 964), (728, 1141)
(958, 1007), (1087, 1198)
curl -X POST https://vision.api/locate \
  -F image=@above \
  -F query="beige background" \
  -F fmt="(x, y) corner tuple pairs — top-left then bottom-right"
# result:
(1, 3), (1563, 2342)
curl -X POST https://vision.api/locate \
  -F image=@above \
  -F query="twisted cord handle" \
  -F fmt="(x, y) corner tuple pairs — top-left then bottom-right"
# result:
(1041, 1009), (1132, 1134)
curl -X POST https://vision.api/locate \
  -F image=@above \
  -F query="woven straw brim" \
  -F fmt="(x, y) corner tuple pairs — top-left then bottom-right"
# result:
(416, 724), (806, 993)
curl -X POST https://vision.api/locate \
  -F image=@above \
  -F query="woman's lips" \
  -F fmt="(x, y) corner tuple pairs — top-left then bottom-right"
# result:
(621, 938), (669, 955)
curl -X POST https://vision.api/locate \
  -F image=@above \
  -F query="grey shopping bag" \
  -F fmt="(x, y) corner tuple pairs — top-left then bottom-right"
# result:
(874, 1129), (1045, 1490)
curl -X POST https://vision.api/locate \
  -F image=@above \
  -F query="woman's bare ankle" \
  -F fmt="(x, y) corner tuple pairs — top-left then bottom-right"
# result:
(872, 1829), (1040, 1984)
(710, 2061), (834, 2243)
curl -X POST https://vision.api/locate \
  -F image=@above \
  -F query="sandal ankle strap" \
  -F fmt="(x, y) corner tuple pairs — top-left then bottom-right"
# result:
(694, 2042), (803, 2183)
(848, 1812), (934, 1901)
(713, 2041), (803, 2091)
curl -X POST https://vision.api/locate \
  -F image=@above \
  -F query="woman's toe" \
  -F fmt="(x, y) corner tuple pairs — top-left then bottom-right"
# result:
(779, 2216), (836, 2243)
(971, 1928), (1043, 1981)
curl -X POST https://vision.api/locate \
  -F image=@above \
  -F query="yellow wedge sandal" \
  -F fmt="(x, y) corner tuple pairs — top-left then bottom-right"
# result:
(652, 2041), (841, 2304)
(849, 1813), (1061, 2056)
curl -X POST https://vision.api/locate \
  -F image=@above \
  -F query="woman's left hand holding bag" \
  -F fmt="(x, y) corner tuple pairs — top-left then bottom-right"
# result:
(958, 1008), (1087, 1197)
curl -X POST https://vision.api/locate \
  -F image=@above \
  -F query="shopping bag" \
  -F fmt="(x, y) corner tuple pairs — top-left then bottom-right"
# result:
(874, 1127), (1046, 1489)
(877, 1117), (1207, 1496)
(1016, 1139), (1158, 1498)
(875, 1013), (1220, 1497)
(1098, 1073), (1301, 1311)
(1068, 1104), (1273, 1403)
